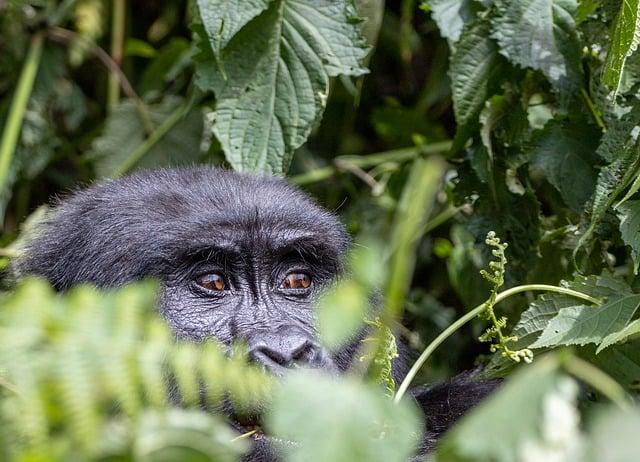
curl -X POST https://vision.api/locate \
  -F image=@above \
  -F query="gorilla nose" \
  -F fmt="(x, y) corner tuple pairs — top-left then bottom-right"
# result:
(248, 331), (324, 372)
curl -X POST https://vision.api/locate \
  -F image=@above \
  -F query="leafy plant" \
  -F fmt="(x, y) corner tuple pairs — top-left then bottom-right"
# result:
(2, 0), (640, 461)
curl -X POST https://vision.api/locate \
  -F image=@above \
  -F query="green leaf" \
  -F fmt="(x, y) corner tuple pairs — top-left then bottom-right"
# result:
(530, 294), (640, 349)
(196, 0), (270, 60)
(588, 408), (640, 462)
(427, 0), (478, 42)
(528, 120), (598, 211)
(266, 371), (421, 462)
(617, 200), (640, 274)
(491, 0), (581, 103)
(576, 140), (640, 258)
(134, 409), (248, 462)
(439, 355), (581, 462)
(449, 19), (503, 149)
(597, 319), (640, 353)
(317, 280), (368, 351)
(585, 341), (640, 390)
(194, 0), (368, 174)
(89, 97), (204, 178)
(602, 0), (640, 95)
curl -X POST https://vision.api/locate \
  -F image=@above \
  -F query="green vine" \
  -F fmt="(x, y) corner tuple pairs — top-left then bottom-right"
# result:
(478, 232), (533, 364)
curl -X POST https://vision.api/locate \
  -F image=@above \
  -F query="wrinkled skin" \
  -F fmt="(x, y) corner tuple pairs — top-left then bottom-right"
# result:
(16, 167), (498, 460)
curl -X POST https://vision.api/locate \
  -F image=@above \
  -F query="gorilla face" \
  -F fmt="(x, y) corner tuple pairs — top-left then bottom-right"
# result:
(17, 167), (359, 375)
(157, 208), (348, 374)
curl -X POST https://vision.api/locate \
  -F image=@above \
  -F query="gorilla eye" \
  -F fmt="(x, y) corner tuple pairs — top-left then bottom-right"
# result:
(280, 272), (312, 290)
(195, 273), (227, 291)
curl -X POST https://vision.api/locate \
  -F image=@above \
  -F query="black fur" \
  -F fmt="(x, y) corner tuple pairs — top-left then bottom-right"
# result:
(15, 166), (498, 460)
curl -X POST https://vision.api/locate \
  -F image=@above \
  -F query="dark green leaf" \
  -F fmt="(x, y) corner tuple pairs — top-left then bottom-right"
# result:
(528, 120), (598, 211)
(450, 19), (503, 149)
(491, 0), (582, 104)
(89, 97), (204, 177)
(617, 200), (640, 274)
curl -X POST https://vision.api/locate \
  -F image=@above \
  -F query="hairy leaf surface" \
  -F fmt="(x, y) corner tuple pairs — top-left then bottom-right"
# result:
(602, 0), (640, 95)
(194, 0), (368, 174)
(617, 200), (640, 274)
(449, 19), (502, 148)
(491, 0), (581, 103)
(530, 294), (640, 348)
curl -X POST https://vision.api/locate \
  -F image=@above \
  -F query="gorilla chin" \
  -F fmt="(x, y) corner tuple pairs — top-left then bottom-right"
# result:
(16, 166), (498, 461)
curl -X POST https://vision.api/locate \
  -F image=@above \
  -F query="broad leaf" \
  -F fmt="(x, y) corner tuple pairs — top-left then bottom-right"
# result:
(585, 341), (640, 390)
(427, 0), (478, 42)
(617, 200), (640, 274)
(491, 0), (581, 104)
(588, 408), (640, 462)
(194, 0), (368, 174)
(449, 19), (503, 149)
(317, 280), (368, 351)
(602, 0), (640, 95)
(196, 0), (270, 60)
(528, 120), (598, 211)
(530, 294), (640, 349)
(134, 409), (247, 462)
(266, 371), (421, 462)
(439, 355), (582, 462)
(597, 319), (640, 353)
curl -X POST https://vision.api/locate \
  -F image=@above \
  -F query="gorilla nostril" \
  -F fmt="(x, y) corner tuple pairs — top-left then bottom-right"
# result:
(291, 340), (318, 363)
(248, 333), (324, 371)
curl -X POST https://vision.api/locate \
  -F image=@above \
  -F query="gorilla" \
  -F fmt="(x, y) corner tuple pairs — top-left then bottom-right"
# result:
(15, 167), (498, 460)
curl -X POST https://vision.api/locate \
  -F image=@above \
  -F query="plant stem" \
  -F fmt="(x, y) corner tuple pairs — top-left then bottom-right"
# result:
(580, 88), (606, 132)
(394, 284), (602, 403)
(108, 0), (126, 108)
(113, 101), (190, 177)
(0, 32), (44, 202)
(563, 356), (629, 409)
(290, 141), (452, 185)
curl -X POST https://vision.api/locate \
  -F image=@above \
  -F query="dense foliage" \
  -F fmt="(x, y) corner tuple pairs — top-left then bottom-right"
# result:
(2, 0), (640, 461)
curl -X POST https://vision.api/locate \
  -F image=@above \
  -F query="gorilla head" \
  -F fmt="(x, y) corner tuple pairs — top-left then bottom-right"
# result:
(15, 166), (497, 458)
(16, 167), (367, 376)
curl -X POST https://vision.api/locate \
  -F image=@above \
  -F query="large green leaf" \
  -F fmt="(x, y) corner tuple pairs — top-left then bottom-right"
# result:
(194, 0), (368, 174)
(530, 294), (640, 349)
(439, 355), (582, 462)
(588, 408), (640, 462)
(528, 120), (598, 211)
(491, 0), (581, 103)
(426, 0), (478, 42)
(602, 0), (640, 95)
(449, 19), (503, 148)
(266, 371), (421, 462)
(617, 200), (640, 274)
(597, 319), (640, 353)
(196, 0), (270, 60)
